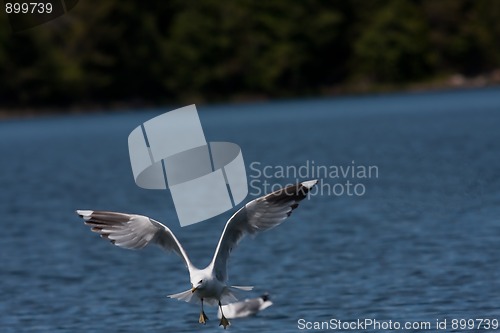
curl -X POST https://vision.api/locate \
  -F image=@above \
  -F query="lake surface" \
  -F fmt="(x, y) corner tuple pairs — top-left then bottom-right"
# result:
(1, 87), (500, 332)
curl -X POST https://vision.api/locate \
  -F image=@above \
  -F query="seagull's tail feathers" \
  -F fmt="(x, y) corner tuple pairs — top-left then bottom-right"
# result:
(218, 285), (254, 306)
(167, 289), (199, 305)
(231, 285), (254, 291)
(167, 285), (254, 306)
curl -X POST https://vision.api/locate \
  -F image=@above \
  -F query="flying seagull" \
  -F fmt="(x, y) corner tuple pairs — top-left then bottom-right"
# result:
(77, 179), (317, 328)
(217, 293), (273, 319)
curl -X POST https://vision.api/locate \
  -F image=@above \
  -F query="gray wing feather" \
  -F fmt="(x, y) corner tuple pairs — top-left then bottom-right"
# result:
(76, 210), (193, 270)
(210, 180), (317, 281)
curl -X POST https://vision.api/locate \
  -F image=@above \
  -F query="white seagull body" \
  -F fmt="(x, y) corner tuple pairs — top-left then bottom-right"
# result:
(77, 179), (317, 328)
(218, 294), (273, 319)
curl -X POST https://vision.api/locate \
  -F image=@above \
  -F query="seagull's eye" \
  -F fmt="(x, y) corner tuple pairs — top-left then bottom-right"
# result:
(198, 280), (203, 284)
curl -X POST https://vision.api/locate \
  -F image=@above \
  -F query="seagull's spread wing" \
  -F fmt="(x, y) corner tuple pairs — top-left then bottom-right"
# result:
(210, 180), (317, 282)
(77, 210), (193, 269)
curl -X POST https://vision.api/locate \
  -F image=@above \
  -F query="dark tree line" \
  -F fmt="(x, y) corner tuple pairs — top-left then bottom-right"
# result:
(1, 0), (499, 110)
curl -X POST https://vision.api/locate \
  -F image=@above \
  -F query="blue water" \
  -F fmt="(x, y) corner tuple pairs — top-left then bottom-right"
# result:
(1, 87), (500, 332)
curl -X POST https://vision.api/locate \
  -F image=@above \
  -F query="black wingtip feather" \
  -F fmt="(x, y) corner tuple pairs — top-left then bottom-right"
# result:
(265, 180), (316, 204)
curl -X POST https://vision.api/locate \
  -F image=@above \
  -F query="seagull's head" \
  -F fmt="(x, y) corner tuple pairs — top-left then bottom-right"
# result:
(191, 278), (206, 293)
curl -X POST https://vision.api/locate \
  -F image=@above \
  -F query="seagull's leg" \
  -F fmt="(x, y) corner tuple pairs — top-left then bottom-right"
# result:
(199, 298), (208, 324)
(218, 300), (230, 329)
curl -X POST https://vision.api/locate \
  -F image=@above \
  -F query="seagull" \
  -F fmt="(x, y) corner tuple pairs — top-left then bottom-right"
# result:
(76, 179), (317, 329)
(217, 293), (273, 319)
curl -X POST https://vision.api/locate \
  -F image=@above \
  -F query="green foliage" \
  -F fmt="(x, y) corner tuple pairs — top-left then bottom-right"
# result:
(353, 0), (433, 82)
(164, 0), (344, 100)
(0, 0), (499, 109)
(423, 0), (500, 75)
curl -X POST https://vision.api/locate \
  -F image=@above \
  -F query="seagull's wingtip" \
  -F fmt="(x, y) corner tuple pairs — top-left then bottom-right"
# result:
(76, 210), (93, 218)
(301, 179), (318, 188)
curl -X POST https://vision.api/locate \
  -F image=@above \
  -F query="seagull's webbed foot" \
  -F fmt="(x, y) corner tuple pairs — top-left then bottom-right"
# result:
(219, 315), (230, 329)
(218, 300), (230, 329)
(199, 311), (209, 324)
(198, 298), (208, 325)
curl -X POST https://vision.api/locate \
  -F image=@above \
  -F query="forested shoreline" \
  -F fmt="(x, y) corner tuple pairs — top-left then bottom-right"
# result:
(1, 0), (499, 115)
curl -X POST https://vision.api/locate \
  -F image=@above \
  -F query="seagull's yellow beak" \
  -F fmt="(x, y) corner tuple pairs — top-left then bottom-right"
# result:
(191, 287), (197, 293)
